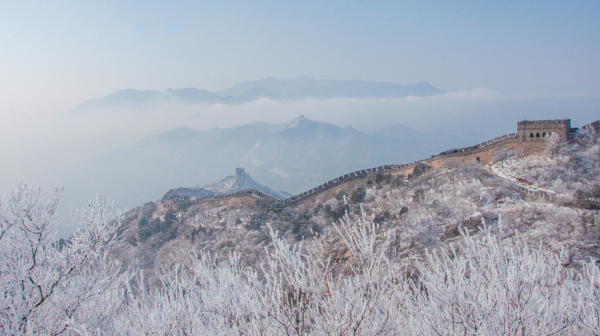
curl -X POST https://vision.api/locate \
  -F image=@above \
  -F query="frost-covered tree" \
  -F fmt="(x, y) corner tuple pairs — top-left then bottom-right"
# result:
(108, 204), (600, 335)
(4, 147), (600, 334)
(0, 185), (128, 335)
(544, 132), (562, 158)
(408, 224), (581, 335)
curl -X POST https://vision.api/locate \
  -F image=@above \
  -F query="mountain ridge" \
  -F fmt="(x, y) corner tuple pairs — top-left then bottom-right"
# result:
(165, 168), (289, 200)
(66, 77), (446, 113)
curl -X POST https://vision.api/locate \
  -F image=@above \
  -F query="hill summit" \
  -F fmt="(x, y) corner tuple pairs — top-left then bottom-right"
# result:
(163, 167), (290, 200)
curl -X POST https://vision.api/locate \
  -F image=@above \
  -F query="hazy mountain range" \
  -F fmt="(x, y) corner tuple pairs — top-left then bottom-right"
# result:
(52, 116), (479, 225)
(1, 77), (485, 237)
(67, 77), (446, 113)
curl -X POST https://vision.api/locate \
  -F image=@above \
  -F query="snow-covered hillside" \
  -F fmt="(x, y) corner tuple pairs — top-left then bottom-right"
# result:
(107, 128), (600, 287)
(2, 126), (600, 334)
(491, 129), (600, 199)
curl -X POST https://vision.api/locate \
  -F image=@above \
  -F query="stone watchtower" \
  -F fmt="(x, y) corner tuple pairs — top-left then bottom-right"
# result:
(516, 119), (572, 142)
(236, 167), (245, 177)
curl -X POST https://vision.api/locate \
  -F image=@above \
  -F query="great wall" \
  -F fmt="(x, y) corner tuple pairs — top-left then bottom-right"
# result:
(158, 118), (599, 212)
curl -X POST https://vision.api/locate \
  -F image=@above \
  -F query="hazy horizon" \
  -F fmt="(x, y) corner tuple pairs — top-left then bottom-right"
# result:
(2, 1), (600, 118)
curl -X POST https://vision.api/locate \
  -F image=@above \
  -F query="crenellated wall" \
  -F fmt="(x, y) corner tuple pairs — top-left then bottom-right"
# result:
(158, 118), (598, 211)
(163, 135), (545, 209)
(260, 129), (553, 205)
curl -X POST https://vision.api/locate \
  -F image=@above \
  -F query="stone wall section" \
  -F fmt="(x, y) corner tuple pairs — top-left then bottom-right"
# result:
(157, 199), (176, 212)
(195, 194), (259, 208)
(264, 130), (550, 205)
(516, 119), (571, 142)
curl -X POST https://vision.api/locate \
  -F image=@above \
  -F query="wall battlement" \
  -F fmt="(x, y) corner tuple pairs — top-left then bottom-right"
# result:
(517, 119), (569, 125)
(516, 118), (572, 142)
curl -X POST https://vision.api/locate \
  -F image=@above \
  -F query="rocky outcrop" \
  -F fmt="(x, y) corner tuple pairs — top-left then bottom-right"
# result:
(164, 168), (288, 200)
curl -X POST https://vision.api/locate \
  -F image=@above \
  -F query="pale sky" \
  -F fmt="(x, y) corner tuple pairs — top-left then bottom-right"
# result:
(2, 0), (600, 120)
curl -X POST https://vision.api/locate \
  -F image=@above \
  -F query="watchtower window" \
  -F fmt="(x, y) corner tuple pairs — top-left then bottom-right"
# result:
(530, 133), (533, 138)
(536, 133), (540, 138)
(543, 132), (546, 137)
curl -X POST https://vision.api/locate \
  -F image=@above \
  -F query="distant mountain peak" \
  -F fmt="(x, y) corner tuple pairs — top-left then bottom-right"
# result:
(164, 167), (288, 200)
(283, 115), (306, 128)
